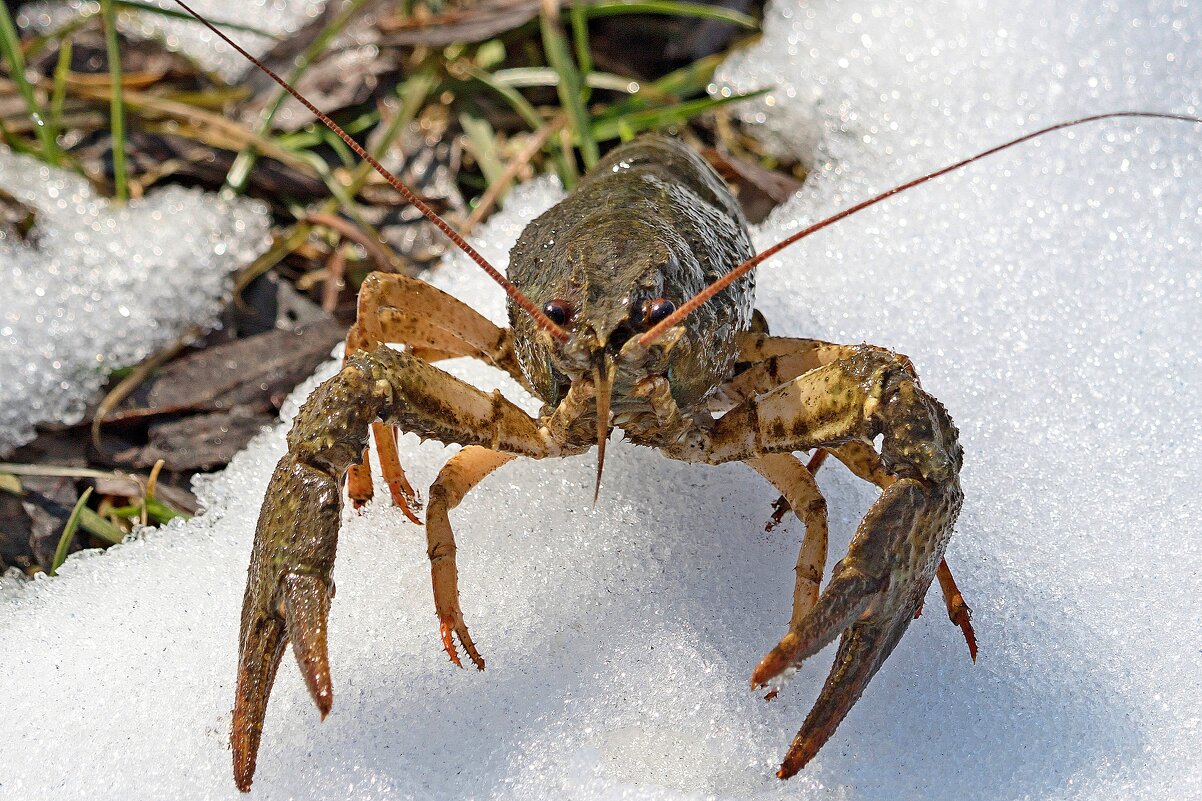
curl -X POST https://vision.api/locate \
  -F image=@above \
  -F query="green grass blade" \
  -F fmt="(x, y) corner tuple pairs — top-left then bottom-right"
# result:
(78, 507), (127, 545)
(48, 37), (72, 141)
(0, 0), (63, 163)
(594, 51), (724, 122)
(460, 112), (505, 189)
(464, 64), (544, 131)
(465, 62), (576, 188)
(319, 125), (356, 168)
(580, 0), (758, 29)
(144, 496), (187, 524)
(100, 0), (128, 201)
(0, 471), (125, 546)
(106, 497), (184, 525)
(225, 0), (374, 194)
(540, 4), (597, 170)
(50, 487), (93, 576)
(569, 4), (592, 101)
(589, 88), (768, 142)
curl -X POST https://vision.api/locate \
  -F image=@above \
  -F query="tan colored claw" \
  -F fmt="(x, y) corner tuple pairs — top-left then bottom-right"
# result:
(752, 476), (959, 776)
(231, 346), (567, 791)
(426, 446), (517, 670)
(699, 339), (965, 777)
(232, 453), (341, 792)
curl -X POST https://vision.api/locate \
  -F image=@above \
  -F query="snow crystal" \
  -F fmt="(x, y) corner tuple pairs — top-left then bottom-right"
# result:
(0, 147), (270, 456)
(2, 1), (1201, 799)
(18, 0), (328, 83)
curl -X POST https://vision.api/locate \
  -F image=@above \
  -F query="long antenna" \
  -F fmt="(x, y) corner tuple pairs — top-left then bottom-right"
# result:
(640, 111), (1202, 345)
(174, 0), (569, 341)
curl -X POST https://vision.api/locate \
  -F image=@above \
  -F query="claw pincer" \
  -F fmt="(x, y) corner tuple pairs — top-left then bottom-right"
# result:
(232, 452), (342, 791)
(231, 361), (377, 790)
(747, 355), (964, 777)
(231, 346), (560, 789)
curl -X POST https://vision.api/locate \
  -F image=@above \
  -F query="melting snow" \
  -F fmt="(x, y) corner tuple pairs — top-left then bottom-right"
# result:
(2, 1), (1200, 799)
(0, 148), (270, 456)
(18, 0), (328, 83)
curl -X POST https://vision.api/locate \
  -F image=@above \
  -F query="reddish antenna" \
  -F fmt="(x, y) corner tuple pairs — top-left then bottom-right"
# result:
(641, 111), (1202, 345)
(174, 0), (569, 341)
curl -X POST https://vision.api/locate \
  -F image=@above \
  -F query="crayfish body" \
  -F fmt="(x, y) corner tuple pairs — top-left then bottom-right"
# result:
(231, 134), (971, 790)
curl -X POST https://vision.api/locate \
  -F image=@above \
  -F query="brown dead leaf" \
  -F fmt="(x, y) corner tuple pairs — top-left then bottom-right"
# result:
(702, 148), (803, 223)
(109, 318), (346, 421)
(117, 408), (278, 471)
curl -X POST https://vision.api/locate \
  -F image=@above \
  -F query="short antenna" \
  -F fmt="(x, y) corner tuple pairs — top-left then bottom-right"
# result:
(174, 0), (568, 340)
(641, 111), (1202, 345)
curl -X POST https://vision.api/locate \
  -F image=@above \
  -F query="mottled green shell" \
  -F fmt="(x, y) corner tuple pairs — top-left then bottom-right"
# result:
(506, 135), (756, 409)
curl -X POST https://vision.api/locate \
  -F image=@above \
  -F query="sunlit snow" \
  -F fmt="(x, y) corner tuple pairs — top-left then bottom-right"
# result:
(2, 1), (1200, 799)
(18, 0), (328, 83)
(0, 149), (270, 456)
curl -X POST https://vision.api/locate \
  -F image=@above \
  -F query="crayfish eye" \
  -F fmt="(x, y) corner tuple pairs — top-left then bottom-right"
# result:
(644, 297), (676, 326)
(543, 299), (573, 326)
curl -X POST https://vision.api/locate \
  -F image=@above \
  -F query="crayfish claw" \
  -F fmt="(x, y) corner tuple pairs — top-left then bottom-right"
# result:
(937, 558), (977, 662)
(347, 456), (374, 510)
(230, 573), (333, 792)
(439, 618), (463, 668)
(439, 612), (485, 670)
(231, 607), (287, 792)
(372, 422), (424, 524)
(282, 573), (334, 717)
(757, 474), (960, 778)
(776, 620), (908, 778)
(751, 567), (882, 690)
(954, 607), (977, 662)
(232, 452), (343, 792)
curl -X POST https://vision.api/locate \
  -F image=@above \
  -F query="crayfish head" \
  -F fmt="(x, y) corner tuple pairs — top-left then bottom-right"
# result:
(510, 213), (745, 410)
(547, 305), (688, 504)
(506, 136), (756, 440)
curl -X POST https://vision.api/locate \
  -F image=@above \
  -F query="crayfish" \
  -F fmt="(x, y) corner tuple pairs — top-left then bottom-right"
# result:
(173, 3), (1202, 791)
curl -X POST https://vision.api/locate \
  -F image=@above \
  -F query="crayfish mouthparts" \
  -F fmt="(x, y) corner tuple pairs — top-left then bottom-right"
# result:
(591, 355), (616, 504)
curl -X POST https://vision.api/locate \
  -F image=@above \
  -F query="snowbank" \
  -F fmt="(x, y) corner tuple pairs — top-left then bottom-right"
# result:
(19, 0), (328, 83)
(0, 148), (270, 456)
(2, 1), (1200, 799)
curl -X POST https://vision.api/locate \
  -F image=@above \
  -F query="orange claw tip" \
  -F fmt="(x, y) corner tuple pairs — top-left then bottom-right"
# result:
(394, 497), (423, 526)
(439, 619), (463, 668)
(750, 633), (799, 688)
(947, 600), (977, 662)
(282, 574), (334, 718)
(961, 619), (979, 663)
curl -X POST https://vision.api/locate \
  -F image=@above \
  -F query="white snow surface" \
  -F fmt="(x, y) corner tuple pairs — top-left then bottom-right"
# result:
(0, 148), (271, 456)
(3, 1), (1202, 799)
(18, 0), (328, 83)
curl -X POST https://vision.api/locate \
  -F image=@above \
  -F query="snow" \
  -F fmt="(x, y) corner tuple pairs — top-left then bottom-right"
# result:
(18, 0), (327, 83)
(0, 148), (271, 456)
(2, 1), (1201, 799)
